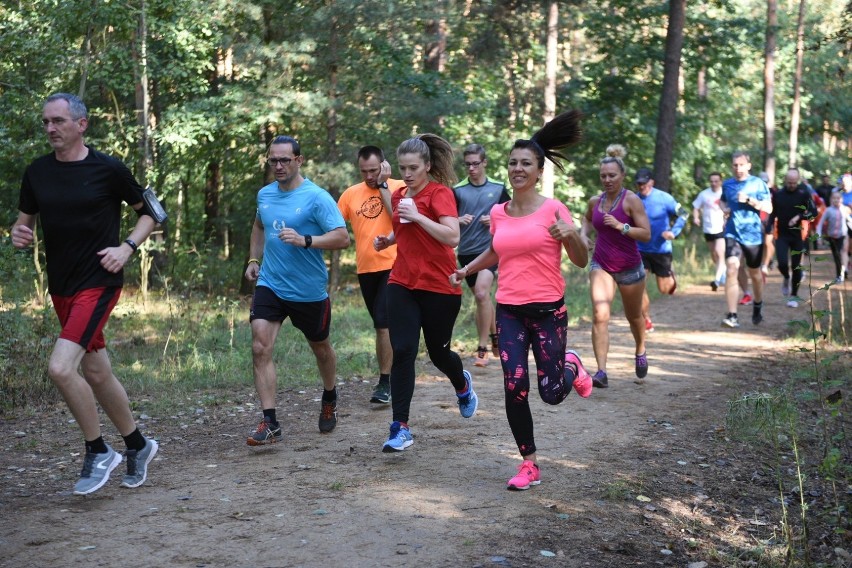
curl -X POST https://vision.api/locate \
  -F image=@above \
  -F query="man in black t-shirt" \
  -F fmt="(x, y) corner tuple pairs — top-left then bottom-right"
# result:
(11, 93), (159, 495)
(767, 167), (817, 308)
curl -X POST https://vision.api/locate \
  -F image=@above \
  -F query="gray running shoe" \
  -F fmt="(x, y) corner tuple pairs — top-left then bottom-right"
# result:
(370, 381), (391, 404)
(247, 417), (282, 446)
(73, 445), (123, 495)
(121, 438), (159, 488)
(319, 399), (338, 433)
(722, 315), (740, 328)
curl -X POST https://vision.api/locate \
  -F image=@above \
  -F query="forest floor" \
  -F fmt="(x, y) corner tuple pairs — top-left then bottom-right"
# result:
(1, 254), (849, 568)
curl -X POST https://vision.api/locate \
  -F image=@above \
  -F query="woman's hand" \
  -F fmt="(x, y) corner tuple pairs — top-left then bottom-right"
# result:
(448, 267), (467, 287)
(548, 210), (575, 241)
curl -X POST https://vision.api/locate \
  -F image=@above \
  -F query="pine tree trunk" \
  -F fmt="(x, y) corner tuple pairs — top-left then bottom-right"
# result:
(541, 1), (558, 199)
(788, 0), (807, 168)
(652, 0), (685, 192)
(763, 0), (778, 182)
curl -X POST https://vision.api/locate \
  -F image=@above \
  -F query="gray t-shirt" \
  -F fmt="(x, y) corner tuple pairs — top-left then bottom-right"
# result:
(453, 177), (510, 255)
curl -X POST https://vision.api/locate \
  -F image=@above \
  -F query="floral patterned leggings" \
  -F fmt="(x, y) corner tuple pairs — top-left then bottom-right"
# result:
(497, 302), (576, 457)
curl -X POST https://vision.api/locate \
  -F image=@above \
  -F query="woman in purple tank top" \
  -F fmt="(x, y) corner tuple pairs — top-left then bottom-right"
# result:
(580, 144), (651, 387)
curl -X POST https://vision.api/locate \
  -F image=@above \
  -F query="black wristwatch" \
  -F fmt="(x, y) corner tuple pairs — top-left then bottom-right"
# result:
(377, 182), (388, 189)
(303, 235), (313, 249)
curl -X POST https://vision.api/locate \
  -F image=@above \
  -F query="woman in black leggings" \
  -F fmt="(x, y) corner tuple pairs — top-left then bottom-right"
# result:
(375, 133), (478, 453)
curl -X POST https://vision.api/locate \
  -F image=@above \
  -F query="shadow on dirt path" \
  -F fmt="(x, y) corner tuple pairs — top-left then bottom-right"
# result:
(1, 253), (848, 567)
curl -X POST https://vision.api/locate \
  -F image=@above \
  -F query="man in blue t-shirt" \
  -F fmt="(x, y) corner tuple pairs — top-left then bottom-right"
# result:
(720, 151), (773, 328)
(634, 167), (688, 333)
(244, 136), (350, 445)
(453, 144), (510, 366)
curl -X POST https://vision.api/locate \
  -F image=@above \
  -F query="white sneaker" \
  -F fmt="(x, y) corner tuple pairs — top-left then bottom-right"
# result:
(786, 299), (799, 308)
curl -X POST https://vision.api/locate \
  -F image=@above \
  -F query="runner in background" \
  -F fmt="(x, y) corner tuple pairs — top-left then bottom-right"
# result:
(453, 144), (510, 367)
(692, 172), (727, 291)
(580, 144), (651, 388)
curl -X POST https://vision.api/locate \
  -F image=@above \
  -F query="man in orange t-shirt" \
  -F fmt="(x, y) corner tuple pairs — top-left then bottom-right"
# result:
(338, 146), (405, 404)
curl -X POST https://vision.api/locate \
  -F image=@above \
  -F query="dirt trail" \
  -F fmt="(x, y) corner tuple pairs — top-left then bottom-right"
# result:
(1, 256), (846, 567)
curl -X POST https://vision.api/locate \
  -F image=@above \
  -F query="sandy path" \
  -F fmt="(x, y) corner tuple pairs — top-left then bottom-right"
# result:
(1, 256), (845, 567)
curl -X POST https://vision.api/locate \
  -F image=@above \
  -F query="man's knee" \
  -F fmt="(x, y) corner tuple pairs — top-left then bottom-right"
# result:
(473, 288), (492, 303)
(251, 336), (274, 360)
(47, 359), (74, 384)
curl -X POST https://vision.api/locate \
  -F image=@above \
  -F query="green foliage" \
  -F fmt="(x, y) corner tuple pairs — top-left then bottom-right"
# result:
(2, 0), (849, 259)
(726, 242), (850, 565)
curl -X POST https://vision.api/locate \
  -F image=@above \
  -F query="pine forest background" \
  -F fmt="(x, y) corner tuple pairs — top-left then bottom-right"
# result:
(0, 0), (849, 294)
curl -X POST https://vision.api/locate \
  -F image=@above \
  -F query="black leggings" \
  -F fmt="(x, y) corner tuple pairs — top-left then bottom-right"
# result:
(387, 284), (464, 424)
(497, 303), (574, 457)
(775, 233), (805, 295)
(827, 237), (845, 278)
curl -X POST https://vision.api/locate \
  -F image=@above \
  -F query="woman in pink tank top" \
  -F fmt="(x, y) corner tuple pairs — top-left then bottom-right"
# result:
(580, 144), (651, 388)
(448, 110), (593, 492)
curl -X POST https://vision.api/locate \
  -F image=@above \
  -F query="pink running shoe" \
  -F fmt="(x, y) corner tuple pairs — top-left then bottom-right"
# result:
(565, 350), (592, 398)
(507, 460), (540, 491)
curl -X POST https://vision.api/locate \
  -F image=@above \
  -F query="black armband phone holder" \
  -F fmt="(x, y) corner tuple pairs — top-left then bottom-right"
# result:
(140, 187), (168, 224)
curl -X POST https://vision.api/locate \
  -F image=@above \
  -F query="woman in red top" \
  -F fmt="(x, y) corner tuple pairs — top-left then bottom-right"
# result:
(375, 134), (478, 452)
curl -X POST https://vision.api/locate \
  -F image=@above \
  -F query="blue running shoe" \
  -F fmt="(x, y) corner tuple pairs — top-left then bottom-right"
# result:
(73, 444), (122, 495)
(121, 438), (159, 488)
(457, 370), (478, 418)
(382, 421), (413, 452)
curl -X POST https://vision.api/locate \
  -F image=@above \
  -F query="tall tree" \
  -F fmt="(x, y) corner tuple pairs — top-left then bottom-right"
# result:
(652, 0), (685, 192)
(763, 0), (778, 182)
(133, 0), (152, 184)
(541, 1), (558, 198)
(788, 0), (806, 168)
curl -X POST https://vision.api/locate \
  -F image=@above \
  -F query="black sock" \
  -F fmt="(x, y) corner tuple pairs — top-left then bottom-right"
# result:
(753, 301), (763, 312)
(85, 436), (108, 454)
(379, 373), (390, 385)
(263, 408), (278, 424)
(322, 387), (337, 402)
(122, 428), (146, 452)
(728, 312), (738, 319)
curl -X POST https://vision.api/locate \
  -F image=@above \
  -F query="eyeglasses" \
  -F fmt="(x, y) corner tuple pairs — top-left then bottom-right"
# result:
(267, 157), (294, 167)
(464, 160), (483, 168)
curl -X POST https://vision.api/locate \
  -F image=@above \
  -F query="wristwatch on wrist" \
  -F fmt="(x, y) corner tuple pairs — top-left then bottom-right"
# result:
(377, 182), (388, 189)
(303, 235), (313, 249)
(621, 223), (631, 235)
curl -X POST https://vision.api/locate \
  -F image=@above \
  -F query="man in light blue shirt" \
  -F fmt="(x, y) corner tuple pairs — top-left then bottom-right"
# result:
(634, 167), (688, 333)
(244, 135), (350, 445)
(720, 151), (773, 328)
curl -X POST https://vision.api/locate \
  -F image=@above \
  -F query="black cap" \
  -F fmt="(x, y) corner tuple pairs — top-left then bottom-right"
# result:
(634, 167), (653, 184)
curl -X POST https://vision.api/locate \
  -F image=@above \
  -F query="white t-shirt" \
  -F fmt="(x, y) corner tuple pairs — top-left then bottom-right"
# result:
(692, 187), (725, 234)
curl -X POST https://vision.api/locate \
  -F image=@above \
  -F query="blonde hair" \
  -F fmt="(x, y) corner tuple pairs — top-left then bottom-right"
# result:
(601, 144), (627, 173)
(397, 133), (457, 187)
